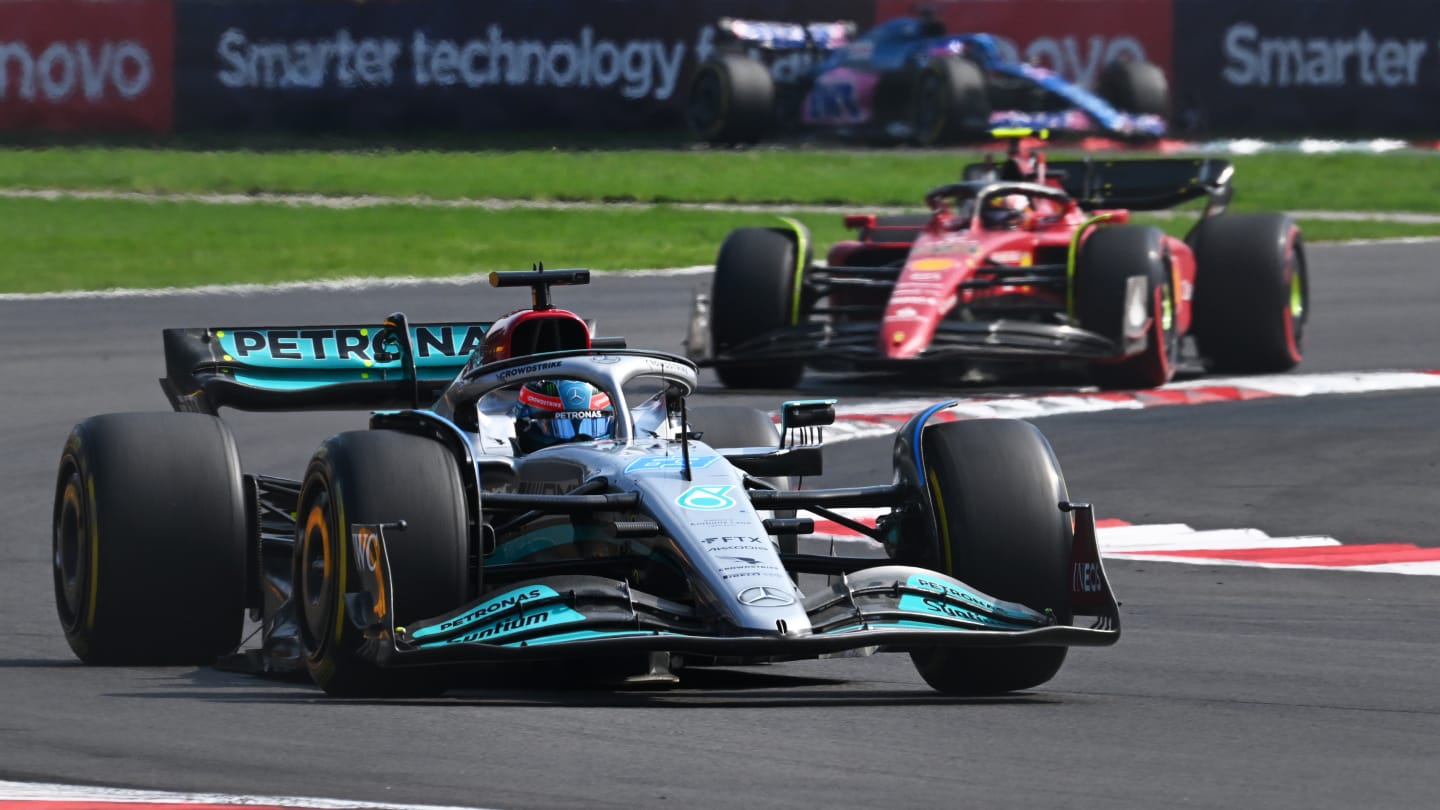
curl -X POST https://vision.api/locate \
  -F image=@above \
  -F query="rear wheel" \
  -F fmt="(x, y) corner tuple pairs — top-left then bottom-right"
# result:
(53, 412), (247, 665)
(1074, 225), (1178, 389)
(296, 430), (469, 697)
(1189, 213), (1307, 374)
(912, 57), (989, 146)
(1098, 60), (1170, 117)
(908, 419), (1073, 694)
(686, 55), (775, 145)
(710, 227), (807, 389)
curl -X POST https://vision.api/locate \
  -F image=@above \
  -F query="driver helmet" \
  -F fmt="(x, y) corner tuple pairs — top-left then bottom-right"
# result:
(513, 379), (615, 452)
(982, 193), (1033, 230)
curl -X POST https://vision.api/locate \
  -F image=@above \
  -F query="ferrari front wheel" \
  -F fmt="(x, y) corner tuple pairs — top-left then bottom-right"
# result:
(709, 227), (807, 389)
(1074, 225), (1178, 389)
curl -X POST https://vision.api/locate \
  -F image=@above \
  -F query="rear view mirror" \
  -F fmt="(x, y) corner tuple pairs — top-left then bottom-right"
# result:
(781, 399), (836, 430)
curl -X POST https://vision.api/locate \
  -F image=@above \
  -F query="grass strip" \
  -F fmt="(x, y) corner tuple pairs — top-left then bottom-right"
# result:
(1, 197), (1435, 294)
(2, 147), (1439, 213)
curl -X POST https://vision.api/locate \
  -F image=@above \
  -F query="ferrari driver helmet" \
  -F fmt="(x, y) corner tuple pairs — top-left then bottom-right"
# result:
(982, 193), (1033, 230)
(513, 379), (616, 453)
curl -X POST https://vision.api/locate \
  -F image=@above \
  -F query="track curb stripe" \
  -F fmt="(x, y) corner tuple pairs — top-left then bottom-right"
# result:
(821, 370), (1440, 444)
(0, 782), (496, 810)
(809, 511), (1440, 575)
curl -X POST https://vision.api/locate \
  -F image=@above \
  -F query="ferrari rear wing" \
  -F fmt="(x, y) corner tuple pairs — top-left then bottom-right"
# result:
(965, 157), (1235, 214)
(160, 322), (492, 414)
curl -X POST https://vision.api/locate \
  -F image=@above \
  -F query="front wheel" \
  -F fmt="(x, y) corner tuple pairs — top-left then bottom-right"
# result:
(1074, 225), (1178, 389)
(53, 413), (248, 665)
(296, 430), (470, 697)
(709, 227), (807, 389)
(907, 419), (1074, 694)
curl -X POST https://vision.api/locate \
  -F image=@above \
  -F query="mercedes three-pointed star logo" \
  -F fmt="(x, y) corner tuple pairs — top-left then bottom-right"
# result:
(737, 585), (796, 607)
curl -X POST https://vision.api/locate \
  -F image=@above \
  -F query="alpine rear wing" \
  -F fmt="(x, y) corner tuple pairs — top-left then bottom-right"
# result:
(965, 157), (1235, 214)
(161, 321), (491, 414)
(714, 17), (856, 52)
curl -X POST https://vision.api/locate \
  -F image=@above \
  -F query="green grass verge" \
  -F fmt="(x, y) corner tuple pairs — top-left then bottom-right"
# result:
(2, 197), (1435, 294)
(0, 199), (852, 293)
(3, 146), (1440, 213)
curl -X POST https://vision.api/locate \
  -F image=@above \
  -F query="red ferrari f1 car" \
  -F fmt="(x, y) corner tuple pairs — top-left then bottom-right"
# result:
(688, 134), (1308, 390)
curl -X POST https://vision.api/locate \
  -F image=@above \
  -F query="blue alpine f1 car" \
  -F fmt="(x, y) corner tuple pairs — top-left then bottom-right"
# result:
(686, 14), (1169, 145)
(52, 269), (1119, 697)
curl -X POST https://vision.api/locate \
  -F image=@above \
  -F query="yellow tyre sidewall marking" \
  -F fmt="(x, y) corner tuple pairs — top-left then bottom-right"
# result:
(83, 475), (99, 632)
(926, 466), (954, 577)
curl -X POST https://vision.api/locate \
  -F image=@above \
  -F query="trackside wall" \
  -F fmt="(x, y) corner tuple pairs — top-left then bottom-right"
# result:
(0, 0), (1436, 136)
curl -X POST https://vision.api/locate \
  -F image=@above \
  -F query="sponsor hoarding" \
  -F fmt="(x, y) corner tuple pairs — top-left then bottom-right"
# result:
(1172, 0), (1440, 133)
(0, 0), (174, 132)
(174, 0), (873, 133)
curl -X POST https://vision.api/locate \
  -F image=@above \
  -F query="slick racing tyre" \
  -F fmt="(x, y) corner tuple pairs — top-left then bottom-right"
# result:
(1189, 213), (1307, 374)
(296, 430), (469, 697)
(687, 406), (780, 450)
(710, 227), (808, 389)
(911, 57), (989, 147)
(53, 412), (247, 665)
(688, 405), (788, 489)
(908, 419), (1073, 694)
(686, 55), (775, 145)
(1074, 224), (1179, 389)
(1098, 59), (1170, 118)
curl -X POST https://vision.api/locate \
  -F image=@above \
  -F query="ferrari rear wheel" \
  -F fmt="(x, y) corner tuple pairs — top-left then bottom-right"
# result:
(53, 412), (248, 665)
(296, 429), (469, 697)
(686, 55), (775, 145)
(710, 227), (807, 389)
(1074, 225), (1178, 389)
(1189, 213), (1307, 374)
(908, 419), (1073, 695)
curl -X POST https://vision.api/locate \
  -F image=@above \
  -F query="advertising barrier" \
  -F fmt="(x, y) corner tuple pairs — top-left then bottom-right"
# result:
(174, 0), (874, 133)
(1172, 0), (1440, 134)
(0, 0), (174, 132)
(875, 0), (1174, 89)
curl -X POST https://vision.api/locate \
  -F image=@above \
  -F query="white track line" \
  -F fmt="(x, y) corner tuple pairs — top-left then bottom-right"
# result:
(5, 186), (1440, 223)
(0, 266), (711, 302)
(0, 781), (497, 810)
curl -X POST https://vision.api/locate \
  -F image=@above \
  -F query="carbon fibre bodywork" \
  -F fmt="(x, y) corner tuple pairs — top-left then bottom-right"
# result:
(687, 15), (1167, 145)
(691, 150), (1247, 385)
(63, 269), (1119, 693)
(233, 349), (1118, 676)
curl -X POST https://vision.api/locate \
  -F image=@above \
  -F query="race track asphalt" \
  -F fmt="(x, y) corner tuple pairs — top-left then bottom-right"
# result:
(1, 240), (1436, 809)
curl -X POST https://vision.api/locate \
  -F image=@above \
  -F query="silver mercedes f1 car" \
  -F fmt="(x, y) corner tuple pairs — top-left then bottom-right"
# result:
(52, 269), (1119, 697)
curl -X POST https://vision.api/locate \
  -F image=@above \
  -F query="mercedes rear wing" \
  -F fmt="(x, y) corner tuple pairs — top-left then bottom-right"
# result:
(161, 321), (492, 414)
